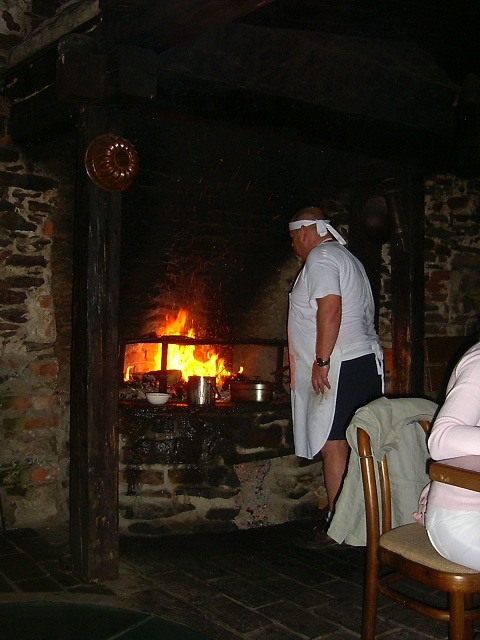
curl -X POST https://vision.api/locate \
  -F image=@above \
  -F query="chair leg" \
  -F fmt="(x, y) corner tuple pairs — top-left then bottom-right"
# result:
(361, 555), (379, 639)
(464, 594), (474, 640)
(448, 591), (465, 640)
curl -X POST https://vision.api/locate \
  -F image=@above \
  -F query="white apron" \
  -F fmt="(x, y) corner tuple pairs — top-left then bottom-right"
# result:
(290, 345), (342, 459)
(290, 340), (383, 459)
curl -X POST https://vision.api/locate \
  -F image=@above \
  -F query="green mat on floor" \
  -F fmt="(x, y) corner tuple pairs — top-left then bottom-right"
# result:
(0, 601), (210, 639)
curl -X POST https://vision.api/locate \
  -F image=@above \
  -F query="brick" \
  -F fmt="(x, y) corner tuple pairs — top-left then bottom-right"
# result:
(24, 415), (59, 430)
(0, 395), (30, 411)
(0, 288), (27, 304)
(28, 361), (58, 378)
(38, 295), (53, 309)
(0, 209), (36, 231)
(168, 467), (206, 484)
(0, 171), (58, 191)
(6, 275), (44, 288)
(30, 466), (58, 483)
(5, 254), (47, 267)
(43, 219), (53, 237)
(428, 269), (451, 284)
(30, 395), (59, 410)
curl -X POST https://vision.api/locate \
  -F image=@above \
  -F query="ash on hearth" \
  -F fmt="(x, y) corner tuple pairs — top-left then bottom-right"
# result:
(119, 369), (183, 401)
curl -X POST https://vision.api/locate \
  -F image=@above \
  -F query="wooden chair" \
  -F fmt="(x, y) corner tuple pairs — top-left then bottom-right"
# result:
(424, 336), (476, 401)
(358, 420), (480, 640)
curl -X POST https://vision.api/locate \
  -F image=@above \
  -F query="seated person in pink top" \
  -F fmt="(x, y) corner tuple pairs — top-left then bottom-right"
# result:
(426, 339), (480, 571)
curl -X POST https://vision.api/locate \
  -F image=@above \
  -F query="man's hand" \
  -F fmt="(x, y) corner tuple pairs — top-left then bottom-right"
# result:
(311, 361), (331, 395)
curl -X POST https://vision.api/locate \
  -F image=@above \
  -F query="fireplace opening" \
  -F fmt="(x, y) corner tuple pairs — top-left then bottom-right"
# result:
(117, 309), (326, 537)
(119, 308), (290, 402)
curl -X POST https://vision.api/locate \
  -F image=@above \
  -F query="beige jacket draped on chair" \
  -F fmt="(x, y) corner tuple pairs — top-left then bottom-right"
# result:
(328, 396), (438, 546)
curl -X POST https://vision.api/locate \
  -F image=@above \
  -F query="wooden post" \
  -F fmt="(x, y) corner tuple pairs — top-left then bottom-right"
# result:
(349, 184), (384, 330)
(384, 176), (425, 395)
(349, 177), (425, 396)
(70, 105), (122, 581)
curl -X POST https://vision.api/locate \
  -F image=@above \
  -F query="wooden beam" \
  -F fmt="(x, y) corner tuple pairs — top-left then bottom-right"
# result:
(5, 41), (458, 179)
(386, 176), (425, 395)
(7, 64), (458, 173)
(348, 184), (384, 328)
(150, 72), (457, 172)
(70, 104), (122, 582)
(99, 0), (279, 51)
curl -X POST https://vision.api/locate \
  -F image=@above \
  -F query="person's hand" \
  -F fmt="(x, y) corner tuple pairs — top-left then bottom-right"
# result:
(311, 361), (331, 395)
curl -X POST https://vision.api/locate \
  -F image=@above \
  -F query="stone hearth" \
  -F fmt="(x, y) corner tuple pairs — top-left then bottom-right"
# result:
(119, 399), (325, 536)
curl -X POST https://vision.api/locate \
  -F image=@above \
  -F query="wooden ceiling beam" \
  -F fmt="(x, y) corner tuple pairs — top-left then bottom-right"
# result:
(98, 0), (279, 51)
(6, 62), (458, 175)
(149, 71), (457, 173)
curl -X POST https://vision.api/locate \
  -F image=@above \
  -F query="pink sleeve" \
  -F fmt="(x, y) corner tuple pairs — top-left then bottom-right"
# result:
(428, 346), (480, 460)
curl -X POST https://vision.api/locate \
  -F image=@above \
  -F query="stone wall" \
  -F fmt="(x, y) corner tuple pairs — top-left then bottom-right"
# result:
(0, 1), (67, 67)
(424, 175), (480, 337)
(0, 2), (32, 67)
(0, 129), (70, 528)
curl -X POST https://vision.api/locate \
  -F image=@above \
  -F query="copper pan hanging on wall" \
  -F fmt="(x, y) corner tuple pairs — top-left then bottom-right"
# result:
(85, 133), (139, 192)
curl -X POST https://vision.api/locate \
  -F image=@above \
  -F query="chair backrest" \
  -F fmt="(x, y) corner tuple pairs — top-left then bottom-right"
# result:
(357, 420), (430, 550)
(424, 336), (475, 400)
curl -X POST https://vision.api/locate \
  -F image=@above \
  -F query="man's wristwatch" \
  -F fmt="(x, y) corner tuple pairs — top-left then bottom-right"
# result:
(316, 357), (330, 367)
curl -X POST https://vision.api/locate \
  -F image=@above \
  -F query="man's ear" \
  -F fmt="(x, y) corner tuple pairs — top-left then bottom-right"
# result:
(300, 224), (311, 243)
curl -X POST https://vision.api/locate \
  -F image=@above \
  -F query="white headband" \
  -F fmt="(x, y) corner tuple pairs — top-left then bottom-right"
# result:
(288, 219), (346, 245)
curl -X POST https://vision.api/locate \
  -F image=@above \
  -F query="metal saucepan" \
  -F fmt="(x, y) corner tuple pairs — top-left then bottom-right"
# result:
(230, 381), (274, 402)
(187, 376), (220, 406)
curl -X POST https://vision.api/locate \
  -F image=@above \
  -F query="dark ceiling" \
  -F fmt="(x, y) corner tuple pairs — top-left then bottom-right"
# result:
(4, 0), (480, 179)
(237, 0), (479, 87)
(29, 0), (478, 86)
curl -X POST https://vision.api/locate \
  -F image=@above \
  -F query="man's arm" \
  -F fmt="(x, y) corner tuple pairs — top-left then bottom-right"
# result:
(311, 294), (342, 395)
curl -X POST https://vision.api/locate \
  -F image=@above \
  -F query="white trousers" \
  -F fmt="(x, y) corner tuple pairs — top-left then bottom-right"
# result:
(425, 504), (480, 572)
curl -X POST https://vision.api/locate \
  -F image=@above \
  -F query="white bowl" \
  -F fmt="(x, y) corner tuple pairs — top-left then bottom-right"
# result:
(146, 392), (170, 405)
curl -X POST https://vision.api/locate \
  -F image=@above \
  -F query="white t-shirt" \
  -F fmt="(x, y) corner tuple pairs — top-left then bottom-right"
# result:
(289, 242), (379, 366)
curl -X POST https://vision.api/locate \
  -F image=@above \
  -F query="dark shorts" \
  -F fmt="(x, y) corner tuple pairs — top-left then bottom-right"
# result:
(328, 353), (383, 441)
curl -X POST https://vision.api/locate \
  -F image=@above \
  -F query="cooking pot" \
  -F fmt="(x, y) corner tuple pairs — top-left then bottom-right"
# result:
(230, 381), (274, 402)
(187, 376), (220, 406)
(145, 369), (182, 392)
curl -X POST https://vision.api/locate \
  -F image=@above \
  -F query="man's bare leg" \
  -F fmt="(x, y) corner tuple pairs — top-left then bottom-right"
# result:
(321, 439), (349, 513)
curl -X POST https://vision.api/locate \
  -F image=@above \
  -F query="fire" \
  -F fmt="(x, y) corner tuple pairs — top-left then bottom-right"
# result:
(154, 309), (231, 382)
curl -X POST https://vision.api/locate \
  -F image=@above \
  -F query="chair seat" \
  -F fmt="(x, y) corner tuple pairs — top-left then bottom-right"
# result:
(380, 523), (479, 574)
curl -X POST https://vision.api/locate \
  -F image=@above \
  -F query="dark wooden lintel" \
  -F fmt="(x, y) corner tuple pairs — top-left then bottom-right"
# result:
(150, 72), (457, 173)
(6, 65), (459, 175)
(99, 0), (279, 51)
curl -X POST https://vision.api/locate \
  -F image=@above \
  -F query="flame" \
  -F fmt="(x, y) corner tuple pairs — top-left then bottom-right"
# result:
(153, 309), (231, 382)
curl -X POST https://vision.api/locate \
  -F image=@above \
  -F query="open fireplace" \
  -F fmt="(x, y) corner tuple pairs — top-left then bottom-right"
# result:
(117, 311), (326, 537)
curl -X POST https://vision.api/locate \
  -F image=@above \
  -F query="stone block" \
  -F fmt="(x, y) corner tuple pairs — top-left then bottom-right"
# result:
(206, 507), (241, 521)
(233, 424), (283, 450)
(207, 466), (240, 488)
(168, 466), (206, 485)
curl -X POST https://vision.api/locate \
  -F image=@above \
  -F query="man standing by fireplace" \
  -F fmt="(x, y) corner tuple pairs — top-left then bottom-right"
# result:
(287, 206), (384, 533)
